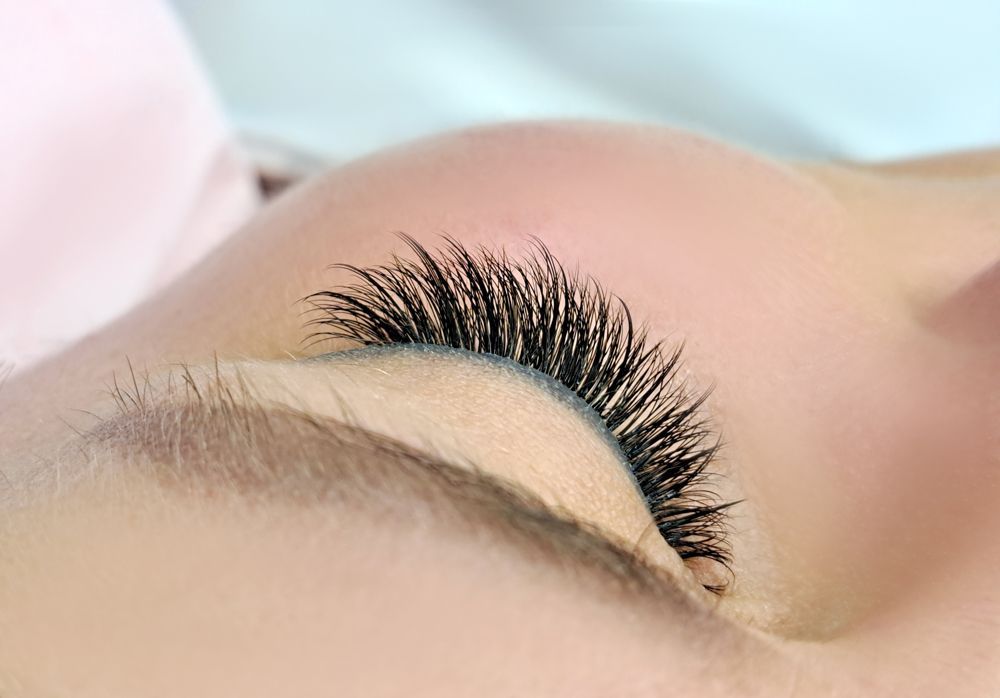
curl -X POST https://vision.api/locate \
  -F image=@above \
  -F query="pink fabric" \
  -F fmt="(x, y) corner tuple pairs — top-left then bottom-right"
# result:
(0, 1), (259, 374)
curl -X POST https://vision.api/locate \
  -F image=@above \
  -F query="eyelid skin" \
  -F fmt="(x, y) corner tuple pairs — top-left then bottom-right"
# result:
(309, 343), (641, 490)
(302, 234), (736, 590)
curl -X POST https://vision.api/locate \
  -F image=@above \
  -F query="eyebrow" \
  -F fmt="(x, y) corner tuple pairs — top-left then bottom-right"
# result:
(76, 361), (724, 623)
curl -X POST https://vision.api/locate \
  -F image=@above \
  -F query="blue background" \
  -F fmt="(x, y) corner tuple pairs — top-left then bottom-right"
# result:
(170, 0), (1000, 162)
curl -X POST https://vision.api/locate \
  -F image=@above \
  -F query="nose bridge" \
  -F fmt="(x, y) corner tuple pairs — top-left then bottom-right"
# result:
(889, 180), (1000, 326)
(924, 257), (1000, 345)
(800, 162), (1000, 319)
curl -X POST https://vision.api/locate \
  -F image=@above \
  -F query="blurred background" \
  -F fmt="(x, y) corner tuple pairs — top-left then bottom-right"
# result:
(170, 0), (1000, 169)
(3, 0), (998, 374)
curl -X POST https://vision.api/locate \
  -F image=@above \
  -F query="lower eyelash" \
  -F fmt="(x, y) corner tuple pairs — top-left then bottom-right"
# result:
(302, 234), (736, 591)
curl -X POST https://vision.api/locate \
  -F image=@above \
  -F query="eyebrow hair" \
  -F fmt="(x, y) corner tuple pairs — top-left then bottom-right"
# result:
(73, 361), (723, 622)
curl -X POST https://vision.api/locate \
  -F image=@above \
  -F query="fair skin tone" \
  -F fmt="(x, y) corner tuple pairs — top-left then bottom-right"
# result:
(0, 121), (997, 695)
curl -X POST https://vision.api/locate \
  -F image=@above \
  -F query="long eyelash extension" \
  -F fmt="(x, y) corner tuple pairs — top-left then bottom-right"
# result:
(302, 234), (736, 591)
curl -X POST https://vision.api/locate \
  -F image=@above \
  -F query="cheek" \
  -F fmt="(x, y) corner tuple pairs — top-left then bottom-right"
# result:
(814, 339), (998, 584)
(533, 146), (969, 626)
(524, 154), (899, 624)
(685, 239), (992, 625)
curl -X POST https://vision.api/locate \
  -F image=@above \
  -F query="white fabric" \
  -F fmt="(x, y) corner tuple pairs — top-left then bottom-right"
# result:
(0, 0), (259, 374)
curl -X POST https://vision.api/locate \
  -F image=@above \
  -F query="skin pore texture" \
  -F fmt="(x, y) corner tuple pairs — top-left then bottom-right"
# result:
(0, 121), (997, 695)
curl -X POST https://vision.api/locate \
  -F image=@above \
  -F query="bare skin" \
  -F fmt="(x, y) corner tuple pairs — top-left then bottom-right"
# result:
(0, 121), (997, 696)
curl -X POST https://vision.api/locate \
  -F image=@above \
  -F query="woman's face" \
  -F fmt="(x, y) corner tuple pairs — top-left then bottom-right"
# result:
(1, 122), (997, 696)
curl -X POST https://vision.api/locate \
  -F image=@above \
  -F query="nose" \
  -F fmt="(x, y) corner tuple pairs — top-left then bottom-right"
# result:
(800, 162), (1000, 323)
(924, 256), (1000, 345)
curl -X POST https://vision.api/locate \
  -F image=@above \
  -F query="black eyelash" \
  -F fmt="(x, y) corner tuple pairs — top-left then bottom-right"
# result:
(302, 234), (735, 591)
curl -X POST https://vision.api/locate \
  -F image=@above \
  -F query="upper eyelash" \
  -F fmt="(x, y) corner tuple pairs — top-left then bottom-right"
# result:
(302, 234), (736, 591)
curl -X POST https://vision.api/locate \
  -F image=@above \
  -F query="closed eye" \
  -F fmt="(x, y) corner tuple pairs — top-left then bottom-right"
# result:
(301, 234), (739, 591)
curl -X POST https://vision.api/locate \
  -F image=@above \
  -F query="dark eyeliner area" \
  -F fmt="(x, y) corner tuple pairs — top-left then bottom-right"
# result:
(300, 235), (738, 591)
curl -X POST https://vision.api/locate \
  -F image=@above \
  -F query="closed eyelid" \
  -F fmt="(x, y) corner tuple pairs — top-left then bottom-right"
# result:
(79, 361), (699, 609)
(48, 359), (770, 687)
(308, 342), (640, 486)
(300, 234), (736, 588)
